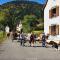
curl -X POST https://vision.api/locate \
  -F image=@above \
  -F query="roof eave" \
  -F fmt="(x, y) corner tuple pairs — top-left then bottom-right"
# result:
(43, 0), (48, 9)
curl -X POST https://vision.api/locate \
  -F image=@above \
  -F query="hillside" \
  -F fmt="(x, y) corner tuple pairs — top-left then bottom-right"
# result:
(0, 1), (44, 32)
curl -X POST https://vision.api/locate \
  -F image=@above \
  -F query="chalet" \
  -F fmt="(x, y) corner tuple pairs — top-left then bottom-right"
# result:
(44, 0), (60, 43)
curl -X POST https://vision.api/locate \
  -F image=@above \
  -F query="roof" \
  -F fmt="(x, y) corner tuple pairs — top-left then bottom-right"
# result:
(43, 0), (48, 9)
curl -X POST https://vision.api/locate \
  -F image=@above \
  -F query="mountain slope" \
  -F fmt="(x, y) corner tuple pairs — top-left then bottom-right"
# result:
(0, 1), (44, 32)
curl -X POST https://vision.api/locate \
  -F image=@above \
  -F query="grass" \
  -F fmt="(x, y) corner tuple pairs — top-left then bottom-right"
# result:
(0, 31), (6, 44)
(33, 30), (44, 35)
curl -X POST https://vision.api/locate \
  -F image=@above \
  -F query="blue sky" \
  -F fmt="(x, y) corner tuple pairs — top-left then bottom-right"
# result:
(0, 0), (46, 5)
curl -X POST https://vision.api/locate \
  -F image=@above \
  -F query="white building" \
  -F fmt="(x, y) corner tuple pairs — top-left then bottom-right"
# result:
(44, 0), (60, 43)
(5, 26), (10, 33)
(16, 21), (22, 32)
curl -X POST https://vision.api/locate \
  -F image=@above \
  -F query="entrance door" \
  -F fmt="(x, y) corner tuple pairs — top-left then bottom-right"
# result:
(49, 25), (59, 35)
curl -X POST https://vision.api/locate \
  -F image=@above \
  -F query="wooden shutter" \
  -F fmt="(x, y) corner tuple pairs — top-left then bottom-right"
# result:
(49, 10), (52, 18)
(49, 9), (52, 18)
(56, 25), (59, 35)
(56, 6), (59, 16)
(49, 26), (51, 35)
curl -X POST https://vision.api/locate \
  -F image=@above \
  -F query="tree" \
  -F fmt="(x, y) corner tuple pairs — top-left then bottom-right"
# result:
(0, 1), (44, 31)
(22, 15), (39, 32)
(0, 10), (7, 30)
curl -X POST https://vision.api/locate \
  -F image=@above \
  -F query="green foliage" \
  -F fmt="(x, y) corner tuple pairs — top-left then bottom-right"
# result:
(0, 11), (6, 22)
(33, 30), (44, 35)
(0, 1), (44, 32)
(0, 31), (6, 43)
(22, 15), (39, 32)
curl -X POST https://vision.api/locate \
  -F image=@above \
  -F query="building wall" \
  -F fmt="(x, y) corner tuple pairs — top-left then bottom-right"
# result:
(44, 0), (60, 35)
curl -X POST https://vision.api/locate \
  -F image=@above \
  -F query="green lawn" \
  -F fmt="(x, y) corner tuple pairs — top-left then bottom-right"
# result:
(33, 30), (44, 35)
(0, 31), (6, 44)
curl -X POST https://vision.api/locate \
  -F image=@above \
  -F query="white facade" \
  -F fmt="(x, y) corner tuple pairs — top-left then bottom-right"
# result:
(5, 26), (10, 33)
(44, 0), (60, 42)
(16, 23), (22, 32)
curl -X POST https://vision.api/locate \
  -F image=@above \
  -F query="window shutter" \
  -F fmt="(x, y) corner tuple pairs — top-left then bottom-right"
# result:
(49, 10), (51, 18)
(49, 26), (51, 35)
(49, 9), (52, 18)
(56, 25), (59, 35)
(56, 6), (59, 16)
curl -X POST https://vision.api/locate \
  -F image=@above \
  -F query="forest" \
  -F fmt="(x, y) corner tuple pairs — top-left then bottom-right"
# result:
(0, 0), (44, 32)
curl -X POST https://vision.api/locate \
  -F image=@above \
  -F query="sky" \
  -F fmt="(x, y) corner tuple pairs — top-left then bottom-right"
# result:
(0, 0), (46, 5)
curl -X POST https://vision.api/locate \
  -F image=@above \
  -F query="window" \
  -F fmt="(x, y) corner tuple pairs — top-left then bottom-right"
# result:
(51, 25), (56, 35)
(49, 6), (59, 18)
(52, 8), (56, 17)
(49, 25), (59, 36)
